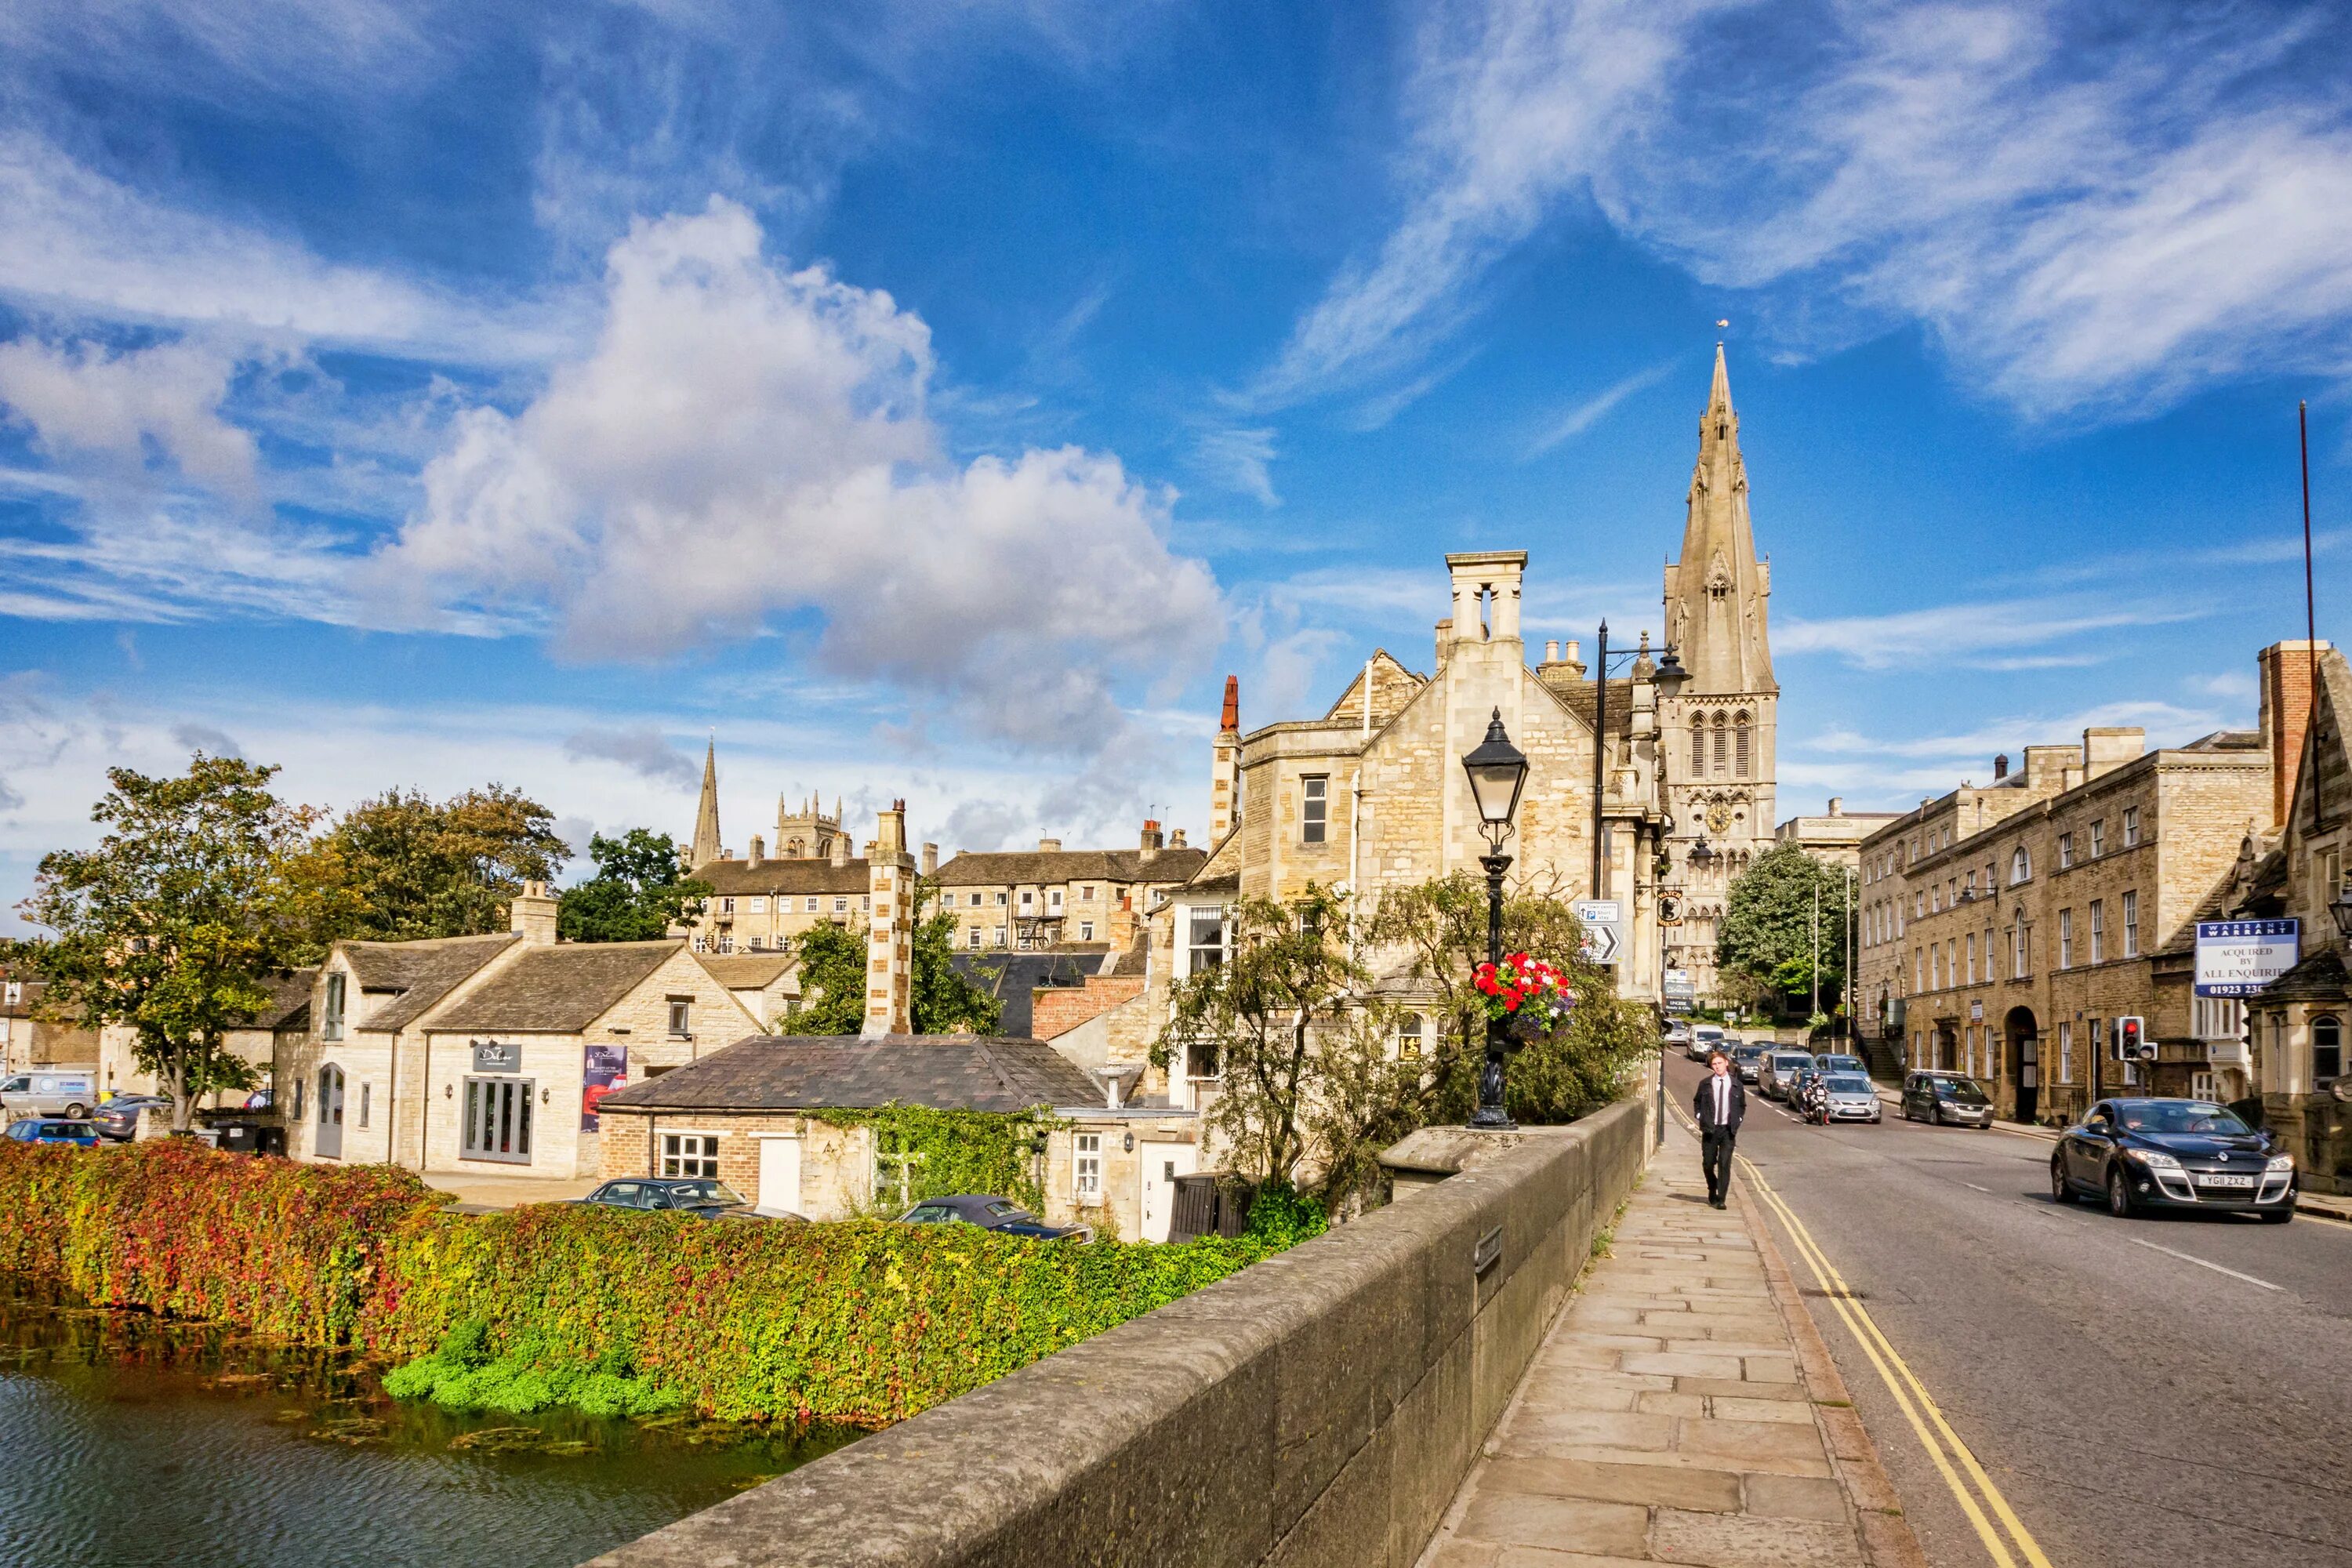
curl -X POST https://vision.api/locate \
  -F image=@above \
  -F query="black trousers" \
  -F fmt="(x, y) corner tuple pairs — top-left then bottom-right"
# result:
(1700, 1128), (1737, 1201)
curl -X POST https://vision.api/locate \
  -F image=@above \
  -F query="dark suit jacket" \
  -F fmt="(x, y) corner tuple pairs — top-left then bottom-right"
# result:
(1693, 1073), (1745, 1133)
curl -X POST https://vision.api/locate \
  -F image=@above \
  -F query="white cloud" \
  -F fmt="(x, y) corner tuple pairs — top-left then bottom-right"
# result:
(1777, 594), (2209, 670)
(563, 725), (702, 788)
(0, 339), (258, 499)
(1192, 423), (1281, 508)
(368, 200), (1223, 750)
(1525, 359), (1673, 456)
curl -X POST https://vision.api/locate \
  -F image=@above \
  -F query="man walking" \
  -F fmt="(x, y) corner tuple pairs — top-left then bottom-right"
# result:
(1693, 1049), (1745, 1209)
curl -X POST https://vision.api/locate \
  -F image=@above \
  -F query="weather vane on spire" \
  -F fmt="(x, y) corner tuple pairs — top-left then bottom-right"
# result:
(1715, 318), (1729, 330)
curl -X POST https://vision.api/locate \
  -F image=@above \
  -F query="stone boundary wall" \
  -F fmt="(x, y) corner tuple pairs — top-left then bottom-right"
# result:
(586, 1097), (1646, 1568)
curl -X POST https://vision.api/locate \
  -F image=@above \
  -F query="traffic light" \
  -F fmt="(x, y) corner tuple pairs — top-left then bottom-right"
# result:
(2114, 1016), (2151, 1060)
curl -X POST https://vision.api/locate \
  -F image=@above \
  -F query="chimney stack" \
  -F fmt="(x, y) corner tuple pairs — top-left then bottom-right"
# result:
(1210, 673), (1243, 844)
(1993, 753), (2009, 780)
(862, 800), (916, 1039)
(1139, 819), (1163, 862)
(1170, 827), (1188, 848)
(1828, 797), (1843, 817)
(1038, 837), (1063, 854)
(829, 833), (851, 869)
(510, 880), (559, 946)
(921, 842), (938, 877)
(746, 834), (764, 868)
(2260, 641), (2331, 831)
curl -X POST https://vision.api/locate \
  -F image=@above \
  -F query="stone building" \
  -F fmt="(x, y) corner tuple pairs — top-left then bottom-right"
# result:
(280, 883), (763, 1181)
(2222, 641), (2352, 1191)
(931, 826), (1205, 953)
(1855, 701), (2281, 1123)
(96, 967), (315, 1107)
(678, 741), (881, 956)
(0, 970), (100, 1074)
(1658, 347), (1780, 1002)
(1775, 798), (1902, 876)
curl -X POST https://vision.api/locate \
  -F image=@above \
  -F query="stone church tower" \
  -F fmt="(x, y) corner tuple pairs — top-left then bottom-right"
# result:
(689, 739), (722, 869)
(1660, 346), (1777, 1004)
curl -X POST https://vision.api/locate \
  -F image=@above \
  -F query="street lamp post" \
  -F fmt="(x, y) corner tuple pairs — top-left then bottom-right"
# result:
(1462, 709), (1530, 1131)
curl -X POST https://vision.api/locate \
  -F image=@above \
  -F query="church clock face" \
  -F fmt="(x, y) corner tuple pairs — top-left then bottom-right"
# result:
(1705, 801), (1733, 835)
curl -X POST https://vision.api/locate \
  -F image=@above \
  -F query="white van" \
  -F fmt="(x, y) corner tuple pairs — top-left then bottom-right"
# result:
(0, 1070), (97, 1119)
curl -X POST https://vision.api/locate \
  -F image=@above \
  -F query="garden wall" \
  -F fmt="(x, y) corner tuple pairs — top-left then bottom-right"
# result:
(586, 1096), (1648, 1568)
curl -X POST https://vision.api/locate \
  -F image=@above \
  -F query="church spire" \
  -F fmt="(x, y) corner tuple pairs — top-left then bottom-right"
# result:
(1664, 344), (1774, 695)
(689, 739), (721, 869)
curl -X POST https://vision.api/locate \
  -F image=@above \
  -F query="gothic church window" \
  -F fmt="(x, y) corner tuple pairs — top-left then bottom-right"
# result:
(1734, 713), (1751, 778)
(1690, 721), (1704, 776)
(1711, 713), (1726, 775)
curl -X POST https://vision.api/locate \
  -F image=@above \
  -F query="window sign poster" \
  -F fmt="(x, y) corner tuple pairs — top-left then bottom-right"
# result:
(2194, 919), (2299, 996)
(581, 1044), (628, 1131)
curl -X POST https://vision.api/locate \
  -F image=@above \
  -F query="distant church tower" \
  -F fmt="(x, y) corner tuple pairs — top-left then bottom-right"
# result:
(690, 739), (723, 869)
(1660, 346), (1777, 1004)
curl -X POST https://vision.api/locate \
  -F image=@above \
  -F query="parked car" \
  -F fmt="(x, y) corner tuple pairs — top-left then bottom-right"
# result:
(1815, 1054), (1867, 1075)
(1732, 1044), (1769, 1083)
(91, 1094), (171, 1142)
(575, 1178), (785, 1221)
(898, 1193), (1093, 1242)
(0, 1070), (97, 1120)
(1759, 1051), (1816, 1100)
(5, 1117), (100, 1148)
(1816, 1073), (1882, 1123)
(2052, 1098), (2294, 1221)
(1902, 1072), (1992, 1127)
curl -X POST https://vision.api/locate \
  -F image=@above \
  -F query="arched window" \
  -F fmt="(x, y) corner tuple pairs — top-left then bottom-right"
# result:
(1734, 712), (1751, 778)
(2011, 846), (2031, 884)
(1711, 712), (1726, 774)
(2316, 1015), (2343, 1083)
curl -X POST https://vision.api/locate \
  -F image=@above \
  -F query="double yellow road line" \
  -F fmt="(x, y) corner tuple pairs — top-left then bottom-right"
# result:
(1737, 1151), (2055, 1568)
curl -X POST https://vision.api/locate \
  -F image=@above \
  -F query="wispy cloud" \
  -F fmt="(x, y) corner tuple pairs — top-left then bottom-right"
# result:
(1525, 360), (1673, 456)
(1192, 423), (1281, 508)
(1777, 594), (2210, 670)
(564, 724), (701, 788)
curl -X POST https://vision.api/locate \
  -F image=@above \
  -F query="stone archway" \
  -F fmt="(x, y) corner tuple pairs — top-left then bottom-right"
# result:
(2004, 1006), (2039, 1123)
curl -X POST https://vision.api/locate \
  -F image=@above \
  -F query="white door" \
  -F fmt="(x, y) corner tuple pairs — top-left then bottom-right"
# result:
(1138, 1141), (1198, 1243)
(757, 1137), (803, 1217)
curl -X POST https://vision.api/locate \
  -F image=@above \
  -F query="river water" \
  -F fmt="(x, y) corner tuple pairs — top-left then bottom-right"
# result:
(0, 1276), (862, 1567)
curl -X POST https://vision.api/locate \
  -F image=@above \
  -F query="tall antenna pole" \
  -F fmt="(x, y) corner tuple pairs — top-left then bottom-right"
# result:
(2303, 401), (2322, 833)
(1592, 621), (1609, 898)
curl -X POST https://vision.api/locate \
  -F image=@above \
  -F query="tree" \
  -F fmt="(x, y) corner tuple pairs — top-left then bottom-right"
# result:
(557, 829), (712, 942)
(9, 754), (347, 1131)
(315, 785), (568, 941)
(1370, 872), (1649, 1126)
(1153, 885), (1370, 1193)
(789, 900), (1005, 1037)
(1717, 843), (1854, 1017)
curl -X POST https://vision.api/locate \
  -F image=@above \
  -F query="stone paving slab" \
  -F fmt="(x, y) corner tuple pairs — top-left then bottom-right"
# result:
(1417, 1149), (1925, 1568)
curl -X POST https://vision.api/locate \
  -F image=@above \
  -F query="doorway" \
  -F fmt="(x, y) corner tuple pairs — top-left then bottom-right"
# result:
(757, 1136), (804, 1218)
(2005, 1007), (2039, 1123)
(1138, 1141), (1199, 1243)
(314, 1065), (344, 1160)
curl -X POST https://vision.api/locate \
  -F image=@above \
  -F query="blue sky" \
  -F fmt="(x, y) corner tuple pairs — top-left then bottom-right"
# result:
(4, 0), (2351, 924)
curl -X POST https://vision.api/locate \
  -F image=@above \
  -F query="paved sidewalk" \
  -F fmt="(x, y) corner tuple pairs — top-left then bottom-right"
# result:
(1419, 1145), (1922, 1568)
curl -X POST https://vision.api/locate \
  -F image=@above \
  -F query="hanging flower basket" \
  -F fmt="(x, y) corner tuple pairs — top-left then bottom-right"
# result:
(1475, 952), (1575, 1040)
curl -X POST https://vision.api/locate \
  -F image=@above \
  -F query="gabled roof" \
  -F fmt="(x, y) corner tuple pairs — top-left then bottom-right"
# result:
(595, 1035), (1101, 1114)
(691, 858), (870, 895)
(425, 941), (685, 1034)
(253, 968), (318, 1032)
(340, 933), (521, 1032)
(697, 953), (797, 989)
(932, 847), (1207, 887)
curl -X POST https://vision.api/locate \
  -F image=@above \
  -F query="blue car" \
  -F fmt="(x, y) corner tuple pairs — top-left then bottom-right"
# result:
(5, 1117), (101, 1148)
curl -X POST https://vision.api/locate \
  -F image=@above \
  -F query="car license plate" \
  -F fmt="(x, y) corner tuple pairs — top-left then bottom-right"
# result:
(2196, 1173), (2255, 1189)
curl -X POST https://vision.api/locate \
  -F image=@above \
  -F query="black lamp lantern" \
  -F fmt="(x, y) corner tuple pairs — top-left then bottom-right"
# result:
(1461, 709), (1530, 848)
(1688, 837), (1719, 873)
(1653, 645), (1690, 699)
(2330, 882), (2352, 942)
(1461, 710), (1530, 1131)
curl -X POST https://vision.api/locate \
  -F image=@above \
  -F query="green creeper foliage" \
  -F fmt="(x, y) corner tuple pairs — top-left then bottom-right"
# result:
(557, 828), (713, 942)
(1717, 842), (1855, 1014)
(815, 1105), (1057, 1213)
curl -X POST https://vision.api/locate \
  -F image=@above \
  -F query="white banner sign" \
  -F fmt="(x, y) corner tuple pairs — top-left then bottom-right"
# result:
(2194, 919), (2299, 997)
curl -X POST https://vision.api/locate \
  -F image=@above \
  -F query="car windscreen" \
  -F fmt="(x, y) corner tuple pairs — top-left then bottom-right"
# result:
(1824, 1076), (1872, 1093)
(45, 1123), (95, 1138)
(1772, 1055), (1811, 1069)
(1934, 1081), (1989, 1104)
(2118, 1102), (2252, 1135)
(902, 1204), (956, 1223)
(1734, 1046), (1765, 1059)
(665, 1181), (743, 1207)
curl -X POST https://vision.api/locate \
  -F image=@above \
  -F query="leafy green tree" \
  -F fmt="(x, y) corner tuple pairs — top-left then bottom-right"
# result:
(1153, 884), (1370, 1192)
(9, 754), (348, 1130)
(316, 785), (568, 941)
(1717, 842), (1854, 1016)
(557, 829), (712, 942)
(789, 902), (1005, 1036)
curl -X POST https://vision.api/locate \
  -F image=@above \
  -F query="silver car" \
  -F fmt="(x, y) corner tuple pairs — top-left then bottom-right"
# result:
(1819, 1073), (1882, 1123)
(1759, 1051), (1816, 1100)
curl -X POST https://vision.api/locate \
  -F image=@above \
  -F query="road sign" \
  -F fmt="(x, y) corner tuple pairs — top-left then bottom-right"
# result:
(1574, 899), (1624, 966)
(2194, 919), (2299, 996)
(1663, 967), (1695, 1000)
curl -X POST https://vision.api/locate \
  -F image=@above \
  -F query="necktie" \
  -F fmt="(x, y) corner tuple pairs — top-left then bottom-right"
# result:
(1716, 1076), (1729, 1123)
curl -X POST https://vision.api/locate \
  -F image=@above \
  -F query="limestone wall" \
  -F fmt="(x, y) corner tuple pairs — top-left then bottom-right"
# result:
(584, 1098), (1648, 1568)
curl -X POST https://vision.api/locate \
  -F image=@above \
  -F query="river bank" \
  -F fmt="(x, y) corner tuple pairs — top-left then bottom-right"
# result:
(0, 1273), (862, 1568)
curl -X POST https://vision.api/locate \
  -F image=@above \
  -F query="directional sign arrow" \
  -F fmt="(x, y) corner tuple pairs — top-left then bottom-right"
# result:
(1582, 924), (1620, 964)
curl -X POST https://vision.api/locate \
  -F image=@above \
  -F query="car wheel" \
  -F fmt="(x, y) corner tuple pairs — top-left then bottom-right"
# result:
(2050, 1159), (2074, 1203)
(2107, 1165), (2137, 1218)
(63, 1102), (86, 1119)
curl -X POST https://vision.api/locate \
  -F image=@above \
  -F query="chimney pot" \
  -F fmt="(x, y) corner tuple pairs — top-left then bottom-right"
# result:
(1544, 640), (1560, 663)
(1993, 753), (2009, 779)
(1170, 828), (1188, 848)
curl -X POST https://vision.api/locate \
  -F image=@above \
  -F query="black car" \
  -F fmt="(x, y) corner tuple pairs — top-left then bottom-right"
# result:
(898, 1193), (1092, 1242)
(577, 1178), (786, 1220)
(91, 1094), (172, 1142)
(2052, 1098), (2296, 1221)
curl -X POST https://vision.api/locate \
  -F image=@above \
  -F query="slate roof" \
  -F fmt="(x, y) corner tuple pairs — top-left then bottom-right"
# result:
(952, 953), (1102, 1036)
(252, 968), (318, 1032)
(341, 933), (521, 1032)
(698, 953), (797, 989)
(1181, 870), (1241, 895)
(692, 858), (871, 895)
(426, 941), (684, 1033)
(1554, 677), (1639, 739)
(596, 1034), (1101, 1114)
(2256, 946), (2349, 1004)
(932, 847), (1208, 887)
